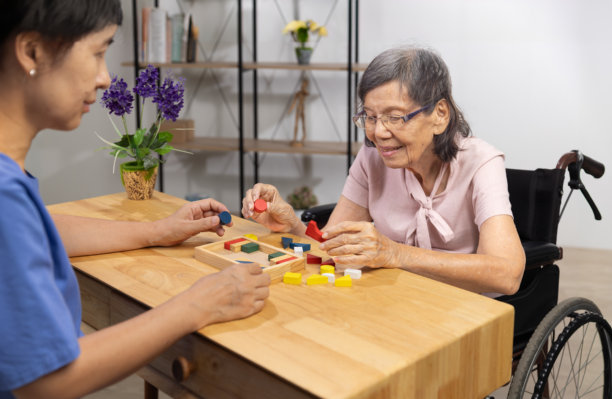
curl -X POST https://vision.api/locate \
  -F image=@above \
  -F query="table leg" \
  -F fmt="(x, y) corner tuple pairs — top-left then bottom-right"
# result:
(144, 381), (158, 399)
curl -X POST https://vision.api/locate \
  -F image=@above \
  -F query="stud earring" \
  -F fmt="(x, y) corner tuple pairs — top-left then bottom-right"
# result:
(29, 69), (36, 77)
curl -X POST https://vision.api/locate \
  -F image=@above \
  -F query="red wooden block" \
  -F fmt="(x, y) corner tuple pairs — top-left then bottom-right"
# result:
(306, 254), (322, 264)
(253, 198), (267, 213)
(275, 255), (297, 265)
(224, 237), (247, 250)
(321, 258), (335, 266)
(305, 220), (325, 242)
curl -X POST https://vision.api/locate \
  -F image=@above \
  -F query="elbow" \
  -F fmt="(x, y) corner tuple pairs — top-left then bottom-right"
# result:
(501, 257), (526, 296)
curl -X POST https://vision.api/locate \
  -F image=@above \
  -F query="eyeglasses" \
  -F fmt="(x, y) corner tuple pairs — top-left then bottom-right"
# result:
(352, 104), (433, 130)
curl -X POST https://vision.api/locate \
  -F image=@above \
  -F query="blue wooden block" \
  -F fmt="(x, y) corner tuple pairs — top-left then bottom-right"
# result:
(219, 211), (232, 225)
(289, 242), (311, 251)
(281, 236), (293, 249)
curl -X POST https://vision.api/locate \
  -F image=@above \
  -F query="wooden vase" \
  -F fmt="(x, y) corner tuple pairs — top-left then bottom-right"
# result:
(120, 161), (158, 200)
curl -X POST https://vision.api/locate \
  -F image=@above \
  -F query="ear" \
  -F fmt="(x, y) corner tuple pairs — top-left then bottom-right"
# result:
(13, 32), (44, 75)
(431, 99), (450, 136)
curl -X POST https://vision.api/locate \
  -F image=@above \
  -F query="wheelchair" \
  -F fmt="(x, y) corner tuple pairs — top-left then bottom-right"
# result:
(301, 150), (611, 399)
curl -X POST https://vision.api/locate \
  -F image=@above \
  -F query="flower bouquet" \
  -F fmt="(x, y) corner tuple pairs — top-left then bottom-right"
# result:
(282, 19), (327, 64)
(97, 65), (189, 199)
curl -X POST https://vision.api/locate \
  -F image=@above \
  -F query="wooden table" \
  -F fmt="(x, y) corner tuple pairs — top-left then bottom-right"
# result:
(48, 192), (514, 399)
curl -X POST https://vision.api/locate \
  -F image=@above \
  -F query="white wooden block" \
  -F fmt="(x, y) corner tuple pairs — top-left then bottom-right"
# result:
(294, 246), (303, 256)
(344, 268), (362, 279)
(322, 273), (335, 283)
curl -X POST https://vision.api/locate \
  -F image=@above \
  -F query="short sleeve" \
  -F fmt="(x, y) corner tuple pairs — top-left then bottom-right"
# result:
(341, 146), (372, 209)
(0, 172), (81, 391)
(471, 154), (513, 228)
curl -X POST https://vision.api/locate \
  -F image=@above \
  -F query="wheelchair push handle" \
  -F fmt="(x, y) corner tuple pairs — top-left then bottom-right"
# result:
(556, 150), (605, 178)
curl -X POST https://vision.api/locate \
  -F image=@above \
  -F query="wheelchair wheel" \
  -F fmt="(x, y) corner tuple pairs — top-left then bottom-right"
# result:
(508, 297), (612, 398)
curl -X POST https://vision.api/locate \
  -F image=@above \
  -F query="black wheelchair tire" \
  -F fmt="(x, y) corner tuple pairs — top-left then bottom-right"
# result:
(507, 297), (612, 399)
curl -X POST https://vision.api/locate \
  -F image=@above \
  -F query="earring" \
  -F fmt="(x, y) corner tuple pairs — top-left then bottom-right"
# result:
(29, 69), (36, 77)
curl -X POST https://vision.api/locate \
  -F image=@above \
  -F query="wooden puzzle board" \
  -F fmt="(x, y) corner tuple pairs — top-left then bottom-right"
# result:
(194, 236), (305, 283)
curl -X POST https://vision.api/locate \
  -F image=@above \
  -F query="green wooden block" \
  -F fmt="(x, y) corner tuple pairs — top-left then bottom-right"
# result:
(241, 242), (259, 253)
(268, 251), (286, 261)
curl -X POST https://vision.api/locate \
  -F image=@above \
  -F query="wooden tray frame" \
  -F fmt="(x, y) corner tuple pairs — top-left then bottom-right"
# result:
(194, 237), (304, 282)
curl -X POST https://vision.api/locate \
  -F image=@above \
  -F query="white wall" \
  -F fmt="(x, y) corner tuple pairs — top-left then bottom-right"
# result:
(27, 0), (611, 250)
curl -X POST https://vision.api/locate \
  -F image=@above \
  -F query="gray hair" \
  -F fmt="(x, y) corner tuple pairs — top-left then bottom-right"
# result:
(358, 46), (471, 162)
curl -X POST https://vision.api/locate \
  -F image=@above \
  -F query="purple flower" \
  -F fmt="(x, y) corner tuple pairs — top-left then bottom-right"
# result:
(153, 76), (185, 121)
(101, 76), (134, 117)
(133, 65), (159, 98)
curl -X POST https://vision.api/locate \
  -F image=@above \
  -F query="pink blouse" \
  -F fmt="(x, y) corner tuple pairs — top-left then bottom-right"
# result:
(342, 136), (512, 253)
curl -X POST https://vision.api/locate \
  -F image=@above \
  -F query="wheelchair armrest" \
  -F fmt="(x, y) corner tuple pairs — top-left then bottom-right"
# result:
(522, 240), (563, 270)
(301, 203), (336, 229)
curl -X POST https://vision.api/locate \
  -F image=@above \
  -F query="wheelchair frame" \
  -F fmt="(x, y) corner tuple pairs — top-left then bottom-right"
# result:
(301, 150), (611, 399)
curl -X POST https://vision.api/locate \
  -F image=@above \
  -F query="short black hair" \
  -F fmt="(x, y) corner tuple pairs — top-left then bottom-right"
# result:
(0, 0), (122, 56)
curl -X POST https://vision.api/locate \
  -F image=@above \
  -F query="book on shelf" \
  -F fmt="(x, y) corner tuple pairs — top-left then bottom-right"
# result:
(140, 8), (194, 64)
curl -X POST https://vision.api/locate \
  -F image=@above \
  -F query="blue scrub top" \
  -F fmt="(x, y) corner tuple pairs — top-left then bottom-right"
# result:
(0, 154), (82, 396)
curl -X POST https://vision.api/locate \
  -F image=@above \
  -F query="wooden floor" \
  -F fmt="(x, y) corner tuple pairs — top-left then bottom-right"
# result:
(83, 246), (612, 399)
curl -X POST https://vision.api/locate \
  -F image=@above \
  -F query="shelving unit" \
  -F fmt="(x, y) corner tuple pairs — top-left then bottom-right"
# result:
(128, 0), (362, 207)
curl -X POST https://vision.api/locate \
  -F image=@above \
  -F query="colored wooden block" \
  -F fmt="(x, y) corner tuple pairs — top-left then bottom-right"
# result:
(224, 237), (247, 251)
(305, 220), (326, 242)
(306, 254), (322, 264)
(194, 236), (305, 283)
(241, 242), (259, 253)
(321, 258), (336, 266)
(334, 275), (352, 287)
(307, 274), (329, 285)
(235, 259), (253, 264)
(322, 273), (335, 283)
(281, 237), (293, 249)
(219, 211), (232, 225)
(344, 268), (362, 279)
(254, 198), (267, 213)
(283, 272), (302, 285)
(244, 233), (258, 241)
(289, 242), (311, 251)
(320, 265), (335, 275)
(271, 254), (297, 265)
(294, 246), (303, 256)
(268, 251), (285, 261)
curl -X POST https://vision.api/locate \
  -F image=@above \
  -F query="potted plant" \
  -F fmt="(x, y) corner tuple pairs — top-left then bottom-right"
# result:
(282, 19), (328, 65)
(286, 186), (318, 215)
(97, 65), (189, 200)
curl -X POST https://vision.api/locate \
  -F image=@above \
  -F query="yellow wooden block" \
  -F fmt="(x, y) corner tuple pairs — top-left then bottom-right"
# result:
(334, 275), (352, 287)
(320, 265), (335, 275)
(229, 242), (244, 252)
(244, 233), (258, 241)
(283, 272), (302, 285)
(306, 274), (328, 285)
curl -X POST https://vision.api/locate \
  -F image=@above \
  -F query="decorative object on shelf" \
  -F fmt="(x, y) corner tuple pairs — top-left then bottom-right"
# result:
(287, 186), (318, 211)
(282, 19), (327, 65)
(97, 65), (189, 200)
(288, 77), (309, 147)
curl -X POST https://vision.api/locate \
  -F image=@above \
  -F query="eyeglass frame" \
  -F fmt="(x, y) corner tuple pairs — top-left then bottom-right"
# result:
(352, 103), (434, 131)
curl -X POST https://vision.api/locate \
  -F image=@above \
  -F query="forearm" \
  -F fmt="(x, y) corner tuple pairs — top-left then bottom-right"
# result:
(52, 214), (158, 256)
(391, 243), (524, 295)
(14, 292), (202, 399)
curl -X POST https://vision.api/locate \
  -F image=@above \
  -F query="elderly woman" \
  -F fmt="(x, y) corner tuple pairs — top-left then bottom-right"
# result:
(243, 46), (525, 296)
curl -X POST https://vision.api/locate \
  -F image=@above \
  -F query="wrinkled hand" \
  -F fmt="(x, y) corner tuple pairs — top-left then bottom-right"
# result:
(189, 262), (271, 328)
(241, 183), (301, 233)
(319, 221), (400, 269)
(152, 198), (233, 246)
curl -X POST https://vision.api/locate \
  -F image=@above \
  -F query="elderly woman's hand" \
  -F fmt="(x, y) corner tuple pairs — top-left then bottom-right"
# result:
(242, 183), (303, 233)
(319, 221), (401, 269)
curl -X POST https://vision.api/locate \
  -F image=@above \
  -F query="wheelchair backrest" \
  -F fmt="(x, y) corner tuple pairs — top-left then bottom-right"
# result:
(506, 168), (565, 244)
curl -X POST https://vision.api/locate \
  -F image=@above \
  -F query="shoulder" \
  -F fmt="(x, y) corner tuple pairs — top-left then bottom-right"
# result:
(454, 136), (505, 171)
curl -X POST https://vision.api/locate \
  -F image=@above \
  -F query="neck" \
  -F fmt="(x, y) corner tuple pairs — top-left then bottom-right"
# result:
(0, 79), (37, 172)
(407, 151), (445, 196)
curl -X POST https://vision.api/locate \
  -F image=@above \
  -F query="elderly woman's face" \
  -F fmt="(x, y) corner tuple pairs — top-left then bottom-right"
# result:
(363, 80), (441, 171)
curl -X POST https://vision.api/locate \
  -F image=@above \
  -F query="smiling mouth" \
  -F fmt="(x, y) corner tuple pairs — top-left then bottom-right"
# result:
(377, 145), (402, 152)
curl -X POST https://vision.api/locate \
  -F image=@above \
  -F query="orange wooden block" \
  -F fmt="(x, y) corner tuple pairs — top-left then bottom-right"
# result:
(305, 220), (325, 242)
(225, 237), (247, 251)
(254, 198), (267, 213)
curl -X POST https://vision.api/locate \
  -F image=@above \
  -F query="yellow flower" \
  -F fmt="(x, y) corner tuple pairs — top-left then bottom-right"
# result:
(282, 20), (307, 34)
(282, 19), (327, 43)
(317, 26), (328, 37)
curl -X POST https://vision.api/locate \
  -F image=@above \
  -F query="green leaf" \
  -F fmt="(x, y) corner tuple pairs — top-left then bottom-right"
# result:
(154, 143), (174, 155)
(133, 128), (146, 147)
(143, 156), (159, 170)
(296, 27), (309, 43)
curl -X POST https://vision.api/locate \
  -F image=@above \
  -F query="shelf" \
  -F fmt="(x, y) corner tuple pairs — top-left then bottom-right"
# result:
(121, 61), (368, 72)
(173, 137), (362, 156)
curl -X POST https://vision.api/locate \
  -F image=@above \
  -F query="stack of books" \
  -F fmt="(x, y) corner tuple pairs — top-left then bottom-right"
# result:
(141, 8), (198, 64)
